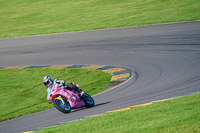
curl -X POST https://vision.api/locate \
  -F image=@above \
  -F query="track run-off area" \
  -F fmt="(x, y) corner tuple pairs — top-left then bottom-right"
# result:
(0, 21), (200, 133)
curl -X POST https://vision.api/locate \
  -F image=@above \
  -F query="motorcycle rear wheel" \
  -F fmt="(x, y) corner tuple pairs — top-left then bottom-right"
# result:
(53, 96), (71, 113)
(82, 93), (95, 108)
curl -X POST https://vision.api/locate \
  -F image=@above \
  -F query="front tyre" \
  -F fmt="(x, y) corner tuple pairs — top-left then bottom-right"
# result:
(82, 93), (95, 108)
(53, 96), (71, 113)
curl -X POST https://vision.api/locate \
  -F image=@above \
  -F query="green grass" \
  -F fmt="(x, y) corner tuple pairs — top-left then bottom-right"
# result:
(34, 93), (200, 133)
(0, 0), (200, 38)
(0, 68), (112, 121)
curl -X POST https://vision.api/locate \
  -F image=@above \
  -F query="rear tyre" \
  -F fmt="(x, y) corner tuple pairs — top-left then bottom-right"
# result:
(53, 96), (71, 113)
(82, 93), (95, 108)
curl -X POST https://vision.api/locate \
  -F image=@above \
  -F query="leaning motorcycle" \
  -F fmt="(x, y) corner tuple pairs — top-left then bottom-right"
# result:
(47, 85), (95, 113)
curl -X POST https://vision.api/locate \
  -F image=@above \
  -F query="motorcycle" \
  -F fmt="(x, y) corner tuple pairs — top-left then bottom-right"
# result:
(47, 84), (95, 113)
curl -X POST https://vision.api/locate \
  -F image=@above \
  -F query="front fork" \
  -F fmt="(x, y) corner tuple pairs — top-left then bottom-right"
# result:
(59, 96), (65, 105)
(54, 96), (66, 105)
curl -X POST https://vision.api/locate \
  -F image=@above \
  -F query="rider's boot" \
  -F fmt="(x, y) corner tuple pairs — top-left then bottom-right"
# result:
(67, 82), (85, 99)
(77, 88), (85, 99)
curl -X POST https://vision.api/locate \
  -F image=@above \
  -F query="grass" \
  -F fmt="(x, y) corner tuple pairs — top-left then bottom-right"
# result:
(34, 92), (200, 133)
(0, 68), (112, 121)
(0, 0), (200, 38)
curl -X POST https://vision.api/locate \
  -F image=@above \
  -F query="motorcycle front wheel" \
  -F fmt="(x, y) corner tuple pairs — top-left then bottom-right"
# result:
(53, 96), (71, 113)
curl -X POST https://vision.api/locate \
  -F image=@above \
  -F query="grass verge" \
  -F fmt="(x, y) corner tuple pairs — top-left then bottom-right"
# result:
(0, 0), (200, 38)
(34, 92), (200, 133)
(0, 68), (112, 122)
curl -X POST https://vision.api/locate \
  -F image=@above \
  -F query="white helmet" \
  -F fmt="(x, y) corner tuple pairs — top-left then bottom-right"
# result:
(43, 76), (53, 87)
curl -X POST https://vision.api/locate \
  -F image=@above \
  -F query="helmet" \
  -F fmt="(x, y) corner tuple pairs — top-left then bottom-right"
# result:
(43, 76), (53, 87)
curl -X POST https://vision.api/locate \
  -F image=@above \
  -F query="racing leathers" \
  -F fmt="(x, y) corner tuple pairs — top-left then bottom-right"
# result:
(47, 79), (84, 98)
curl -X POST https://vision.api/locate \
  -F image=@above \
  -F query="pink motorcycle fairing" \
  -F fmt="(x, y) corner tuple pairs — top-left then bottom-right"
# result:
(47, 85), (86, 109)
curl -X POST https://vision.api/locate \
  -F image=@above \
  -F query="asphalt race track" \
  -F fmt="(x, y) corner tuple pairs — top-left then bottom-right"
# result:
(0, 21), (200, 133)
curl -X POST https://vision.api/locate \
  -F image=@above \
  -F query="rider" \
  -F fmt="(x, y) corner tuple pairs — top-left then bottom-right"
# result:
(43, 76), (85, 98)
